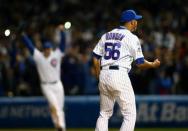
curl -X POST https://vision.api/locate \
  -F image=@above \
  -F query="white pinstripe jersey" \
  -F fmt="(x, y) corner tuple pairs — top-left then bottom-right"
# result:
(93, 27), (144, 72)
(33, 48), (64, 82)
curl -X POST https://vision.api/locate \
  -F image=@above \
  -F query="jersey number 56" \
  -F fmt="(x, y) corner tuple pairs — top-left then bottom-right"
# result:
(104, 42), (121, 60)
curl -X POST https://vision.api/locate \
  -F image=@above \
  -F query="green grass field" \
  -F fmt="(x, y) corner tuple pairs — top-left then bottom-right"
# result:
(0, 128), (188, 131)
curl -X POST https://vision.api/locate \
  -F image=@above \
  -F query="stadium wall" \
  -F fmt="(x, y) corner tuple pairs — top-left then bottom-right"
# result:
(0, 96), (188, 128)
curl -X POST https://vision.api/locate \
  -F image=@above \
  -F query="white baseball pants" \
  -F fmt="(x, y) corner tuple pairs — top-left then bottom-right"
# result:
(95, 69), (136, 131)
(41, 81), (66, 129)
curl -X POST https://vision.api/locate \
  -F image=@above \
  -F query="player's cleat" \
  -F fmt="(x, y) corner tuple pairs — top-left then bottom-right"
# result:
(57, 128), (65, 131)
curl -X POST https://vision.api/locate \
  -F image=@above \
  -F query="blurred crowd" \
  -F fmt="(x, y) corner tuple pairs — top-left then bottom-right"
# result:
(0, 0), (188, 96)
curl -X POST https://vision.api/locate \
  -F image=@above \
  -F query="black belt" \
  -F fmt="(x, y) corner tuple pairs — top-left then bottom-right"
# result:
(101, 65), (119, 70)
(41, 81), (57, 84)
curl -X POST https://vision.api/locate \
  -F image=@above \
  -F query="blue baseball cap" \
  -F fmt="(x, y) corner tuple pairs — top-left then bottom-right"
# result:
(120, 9), (142, 22)
(43, 41), (53, 49)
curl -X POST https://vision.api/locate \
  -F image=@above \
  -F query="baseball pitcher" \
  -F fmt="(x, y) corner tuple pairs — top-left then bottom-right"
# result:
(93, 9), (160, 131)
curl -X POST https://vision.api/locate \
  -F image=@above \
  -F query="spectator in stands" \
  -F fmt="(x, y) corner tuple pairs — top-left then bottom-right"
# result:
(0, 0), (188, 96)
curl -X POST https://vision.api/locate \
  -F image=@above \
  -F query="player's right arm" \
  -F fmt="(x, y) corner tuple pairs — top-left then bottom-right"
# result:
(92, 36), (105, 79)
(21, 33), (42, 62)
(21, 33), (35, 55)
(93, 56), (101, 79)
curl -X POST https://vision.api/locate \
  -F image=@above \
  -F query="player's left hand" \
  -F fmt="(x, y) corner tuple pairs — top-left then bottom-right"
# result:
(152, 59), (160, 68)
(58, 24), (64, 31)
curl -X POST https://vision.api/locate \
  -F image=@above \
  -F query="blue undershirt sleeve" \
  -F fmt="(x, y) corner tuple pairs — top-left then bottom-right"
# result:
(22, 34), (35, 55)
(59, 31), (66, 53)
(135, 57), (144, 65)
(93, 52), (102, 59)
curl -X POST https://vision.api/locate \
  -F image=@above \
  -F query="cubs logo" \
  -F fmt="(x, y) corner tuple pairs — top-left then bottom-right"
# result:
(51, 58), (57, 67)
